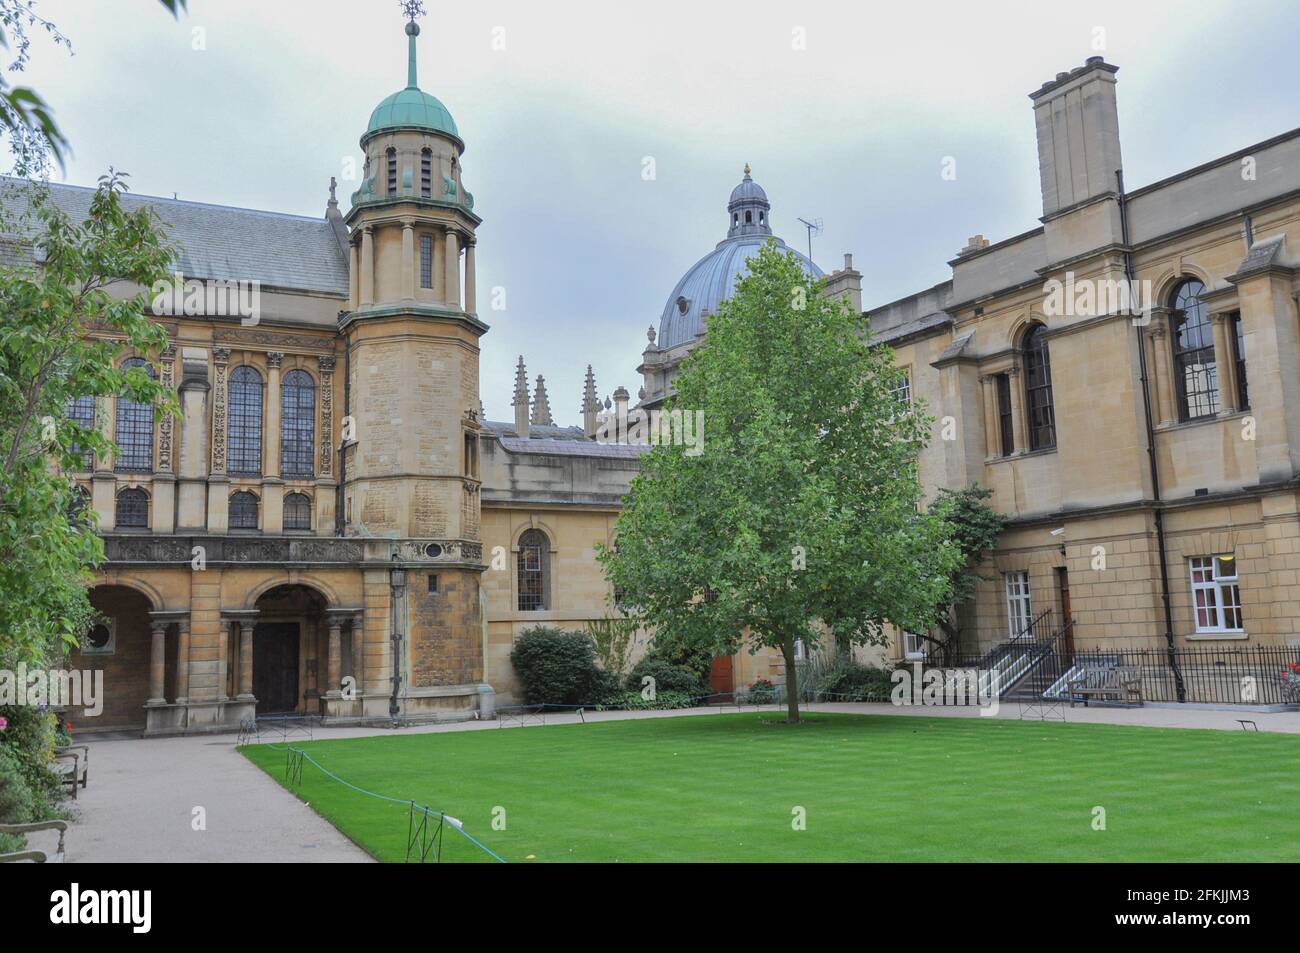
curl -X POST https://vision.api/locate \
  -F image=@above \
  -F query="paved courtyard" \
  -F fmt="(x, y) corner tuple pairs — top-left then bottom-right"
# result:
(57, 701), (1300, 862)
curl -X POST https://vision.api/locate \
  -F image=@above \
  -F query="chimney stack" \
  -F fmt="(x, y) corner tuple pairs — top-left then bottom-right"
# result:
(823, 252), (862, 312)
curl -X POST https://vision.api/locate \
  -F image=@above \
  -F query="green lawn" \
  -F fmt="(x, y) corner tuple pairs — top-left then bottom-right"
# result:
(240, 712), (1300, 862)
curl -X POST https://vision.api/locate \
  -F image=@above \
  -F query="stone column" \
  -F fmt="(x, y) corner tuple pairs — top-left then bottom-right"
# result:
(317, 356), (336, 479)
(147, 621), (167, 705)
(237, 623), (254, 701)
(265, 353), (283, 477)
(464, 241), (477, 314)
(1146, 321), (1176, 426)
(360, 226), (375, 307)
(326, 619), (343, 698)
(175, 618), (191, 704)
(1210, 312), (1237, 416)
(349, 238), (360, 310)
(350, 613), (365, 694)
(979, 375), (998, 458)
(401, 219), (415, 300)
(444, 229), (460, 308)
(206, 348), (232, 533)
(156, 345), (176, 474)
(1007, 365), (1027, 453)
(218, 618), (231, 701)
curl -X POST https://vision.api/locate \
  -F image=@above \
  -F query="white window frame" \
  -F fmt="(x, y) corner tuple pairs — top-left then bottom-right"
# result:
(902, 631), (927, 659)
(1005, 571), (1032, 640)
(892, 368), (912, 406)
(1189, 555), (1244, 633)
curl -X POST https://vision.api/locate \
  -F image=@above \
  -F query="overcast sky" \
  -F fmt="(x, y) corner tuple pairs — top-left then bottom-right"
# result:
(21, 0), (1300, 423)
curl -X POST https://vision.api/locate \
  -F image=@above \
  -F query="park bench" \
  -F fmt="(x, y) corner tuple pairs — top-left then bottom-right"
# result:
(0, 820), (68, 863)
(1067, 665), (1143, 707)
(54, 744), (89, 799)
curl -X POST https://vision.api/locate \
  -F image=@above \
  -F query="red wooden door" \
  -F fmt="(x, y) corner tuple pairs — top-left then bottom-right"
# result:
(709, 655), (734, 701)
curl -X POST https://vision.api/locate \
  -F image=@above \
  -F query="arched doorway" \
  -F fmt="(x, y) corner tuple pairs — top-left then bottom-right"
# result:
(77, 585), (168, 729)
(251, 584), (328, 714)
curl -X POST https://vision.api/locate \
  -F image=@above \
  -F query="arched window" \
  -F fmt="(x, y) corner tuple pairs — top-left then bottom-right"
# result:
(114, 358), (155, 472)
(744, 210), (752, 224)
(517, 529), (550, 611)
(283, 492), (312, 531)
(421, 148), (432, 197)
(280, 369), (315, 478)
(228, 366), (263, 476)
(115, 488), (149, 528)
(386, 147), (398, 195)
(1022, 324), (1056, 450)
(1170, 279), (1218, 421)
(229, 491), (259, 530)
(67, 394), (96, 469)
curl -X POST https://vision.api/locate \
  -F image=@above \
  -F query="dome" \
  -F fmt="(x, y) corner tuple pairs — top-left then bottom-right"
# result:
(655, 166), (822, 351)
(365, 87), (459, 140)
(362, 20), (460, 144)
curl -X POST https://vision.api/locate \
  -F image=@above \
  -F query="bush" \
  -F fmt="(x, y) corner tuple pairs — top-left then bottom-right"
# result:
(602, 690), (697, 711)
(813, 660), (895, 702)
(745, 678), (778, 703)
(625, 656), (709, 698)
(509, 626), (604, 706)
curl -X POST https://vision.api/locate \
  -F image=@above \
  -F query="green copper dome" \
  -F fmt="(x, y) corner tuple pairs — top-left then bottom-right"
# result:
(366, 87), (458, 139)
(363, 19), (460, 143)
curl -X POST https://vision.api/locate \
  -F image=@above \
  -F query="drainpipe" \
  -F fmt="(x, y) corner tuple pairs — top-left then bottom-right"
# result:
(389, 557), (406, 725)
(1117, 170), (1186, 702)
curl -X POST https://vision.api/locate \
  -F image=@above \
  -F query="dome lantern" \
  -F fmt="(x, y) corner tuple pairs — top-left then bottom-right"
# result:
(727, 163), (772, 239)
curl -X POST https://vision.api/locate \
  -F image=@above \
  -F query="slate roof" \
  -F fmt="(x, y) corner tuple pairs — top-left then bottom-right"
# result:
(483, 420), (649, 459)
(0, 178), (349, 296)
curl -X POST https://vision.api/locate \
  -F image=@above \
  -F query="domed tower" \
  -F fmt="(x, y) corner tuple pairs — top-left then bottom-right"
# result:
(638, 165), (823, 409)
(341, 7), (487, 712)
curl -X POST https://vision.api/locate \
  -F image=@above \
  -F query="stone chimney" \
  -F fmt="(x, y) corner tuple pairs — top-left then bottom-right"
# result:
(582, 365), (600, 439)
(1030, 57), (1125, 263)
(823, 253), (862, 312)
(958, 235), (990, 257)
(613, 385), (630, 437)
(512, 355), (530, 439)
(531, 375), (554, 427)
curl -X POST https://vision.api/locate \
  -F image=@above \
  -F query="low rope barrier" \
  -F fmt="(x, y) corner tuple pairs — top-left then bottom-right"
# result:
(269, 742), (506, 863)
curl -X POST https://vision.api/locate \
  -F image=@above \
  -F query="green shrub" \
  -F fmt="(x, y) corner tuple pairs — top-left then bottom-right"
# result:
(624, 656), (709, 698)
(603, 690), (697, 711)
(509, 626), (604, 706)
(813, 660), (894, 702)
(745, 678), (778, 703)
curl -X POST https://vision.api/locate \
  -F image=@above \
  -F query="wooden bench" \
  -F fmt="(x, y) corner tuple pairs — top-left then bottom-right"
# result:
(1067, 665), (1143, 707)
(0, 820), (68, 863)
(54, 745), (89, 799)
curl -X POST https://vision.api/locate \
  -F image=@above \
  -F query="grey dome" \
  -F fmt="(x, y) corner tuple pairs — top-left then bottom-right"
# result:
(656, 167), (822, 351)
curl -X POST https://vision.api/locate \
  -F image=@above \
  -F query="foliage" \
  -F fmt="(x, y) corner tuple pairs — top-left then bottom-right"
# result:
(0, 701), (60, 853)
(508, 626), (606, 706)
(624, 655), (709, 698)
(0, 0), (187, 172)
(925, 484), (1006, 663)
(584, 613), (639, 676)
(0, 172), (176, 664)
(599, 243), (962, 721)
(744, 678), (777, 703)
(602, 690), (697, 712)
(811, 659), (895, 702)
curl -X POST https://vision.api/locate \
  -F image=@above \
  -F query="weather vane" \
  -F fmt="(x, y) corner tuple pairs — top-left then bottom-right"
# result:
(400, 1), (426, 22)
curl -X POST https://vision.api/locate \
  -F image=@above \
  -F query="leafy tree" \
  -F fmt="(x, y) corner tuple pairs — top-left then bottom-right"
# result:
(923, 485), (1006, 664)
(599, 243), (962, 722)
(0, 0), (187, 172)
(0, 171), (176, 663)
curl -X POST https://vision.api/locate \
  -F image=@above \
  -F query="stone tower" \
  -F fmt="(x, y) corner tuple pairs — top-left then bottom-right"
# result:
(341, 9), (487, 711)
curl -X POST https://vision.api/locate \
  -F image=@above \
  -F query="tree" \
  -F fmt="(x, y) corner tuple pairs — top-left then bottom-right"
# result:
(0, 0), (187, 172)
(599, 243), (962, 722)
(923, 484), (1006, 665)
(0, 171), (176, 663)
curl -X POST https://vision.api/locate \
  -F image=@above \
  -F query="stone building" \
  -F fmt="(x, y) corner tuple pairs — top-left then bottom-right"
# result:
(25, 24), (1300, 732)
(858, 57), (1300, 669)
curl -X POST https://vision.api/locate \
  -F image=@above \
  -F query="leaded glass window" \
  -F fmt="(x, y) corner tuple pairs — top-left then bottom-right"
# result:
(1171, 280), (1218, 421)
(115, 358), (155, 472)
(283, 492), (312, 531)
(280, 369), (315, 478)
(227, 365), (263, 476)
(1022, 324), (1056, 450)
(229, 491), (259, 530)
(517, 529), (550, 611)
(67, 395), (96, 469)
(115, 487), (148, 527)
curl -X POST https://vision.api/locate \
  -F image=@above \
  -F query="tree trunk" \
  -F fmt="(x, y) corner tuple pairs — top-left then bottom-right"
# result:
(781, 636), (801, 723)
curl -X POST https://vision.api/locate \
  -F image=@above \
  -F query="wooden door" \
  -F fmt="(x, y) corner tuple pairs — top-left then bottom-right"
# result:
(709, 655), (734, 701)
(253, 622), (300, 713)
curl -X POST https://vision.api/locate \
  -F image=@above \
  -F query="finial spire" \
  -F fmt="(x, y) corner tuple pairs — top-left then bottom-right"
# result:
(532, 375), (554, 427)
(400, 1), (426, 89)
(743, 162), (751, 176)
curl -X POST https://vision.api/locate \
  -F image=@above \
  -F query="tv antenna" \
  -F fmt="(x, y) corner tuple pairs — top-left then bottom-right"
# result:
(797, 216), (823, 263)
